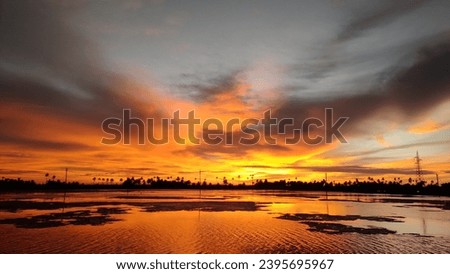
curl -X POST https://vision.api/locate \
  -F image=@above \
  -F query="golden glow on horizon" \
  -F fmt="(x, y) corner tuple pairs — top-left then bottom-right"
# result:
(1, 76), (450, 184)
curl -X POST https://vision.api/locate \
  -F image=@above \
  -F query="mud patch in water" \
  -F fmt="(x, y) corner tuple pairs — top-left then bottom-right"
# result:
(302, 222), (396, 235)
(0, 207), (128, 228)
(277, 213), (404, 235)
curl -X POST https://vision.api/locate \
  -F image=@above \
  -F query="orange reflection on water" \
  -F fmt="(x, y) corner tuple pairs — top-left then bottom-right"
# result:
(0, 190), (449, 253)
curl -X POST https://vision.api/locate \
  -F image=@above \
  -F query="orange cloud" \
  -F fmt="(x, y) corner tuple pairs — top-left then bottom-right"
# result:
(408, 120), (446, 134)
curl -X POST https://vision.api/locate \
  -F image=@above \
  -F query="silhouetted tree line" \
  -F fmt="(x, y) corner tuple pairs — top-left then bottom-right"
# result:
(0, 177), (37, 190)
(0, 176), (449, 196)
(254, 178), (450, 196)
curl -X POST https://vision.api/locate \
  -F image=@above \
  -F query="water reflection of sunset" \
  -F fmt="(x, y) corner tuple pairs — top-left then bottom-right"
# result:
(1, 190), (449, 253)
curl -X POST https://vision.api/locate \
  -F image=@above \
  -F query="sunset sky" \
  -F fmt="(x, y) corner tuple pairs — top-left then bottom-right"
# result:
(1, 0), (450, 184)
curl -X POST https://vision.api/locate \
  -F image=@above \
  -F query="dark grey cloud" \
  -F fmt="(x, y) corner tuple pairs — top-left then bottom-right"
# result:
(274, 41), (450, 137)
(337, 0), (427, 42)
(282, 0), (450, 106)
(290, 55), (340, 84)
(0, 0), (166, 150)
(0, 1), (97, 80)
(177, 139), (290, 160)
(388, 43), (450, 112)
(176, 71), (241, 102)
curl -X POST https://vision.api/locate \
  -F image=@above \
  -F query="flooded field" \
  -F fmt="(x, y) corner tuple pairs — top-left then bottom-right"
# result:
(0, 190), (449, 253)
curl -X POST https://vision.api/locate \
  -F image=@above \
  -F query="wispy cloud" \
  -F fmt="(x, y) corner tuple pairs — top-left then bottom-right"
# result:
(336, 1), (427, 42)
(239, 164), (434, 176)
(275, 41), (450, 137)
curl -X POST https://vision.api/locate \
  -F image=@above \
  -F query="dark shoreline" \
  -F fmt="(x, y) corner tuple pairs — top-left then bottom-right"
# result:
(1, 177), (450, 197)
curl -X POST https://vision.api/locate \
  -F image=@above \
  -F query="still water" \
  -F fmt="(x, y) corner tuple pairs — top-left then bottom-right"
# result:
(0, 190), (449, 253)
